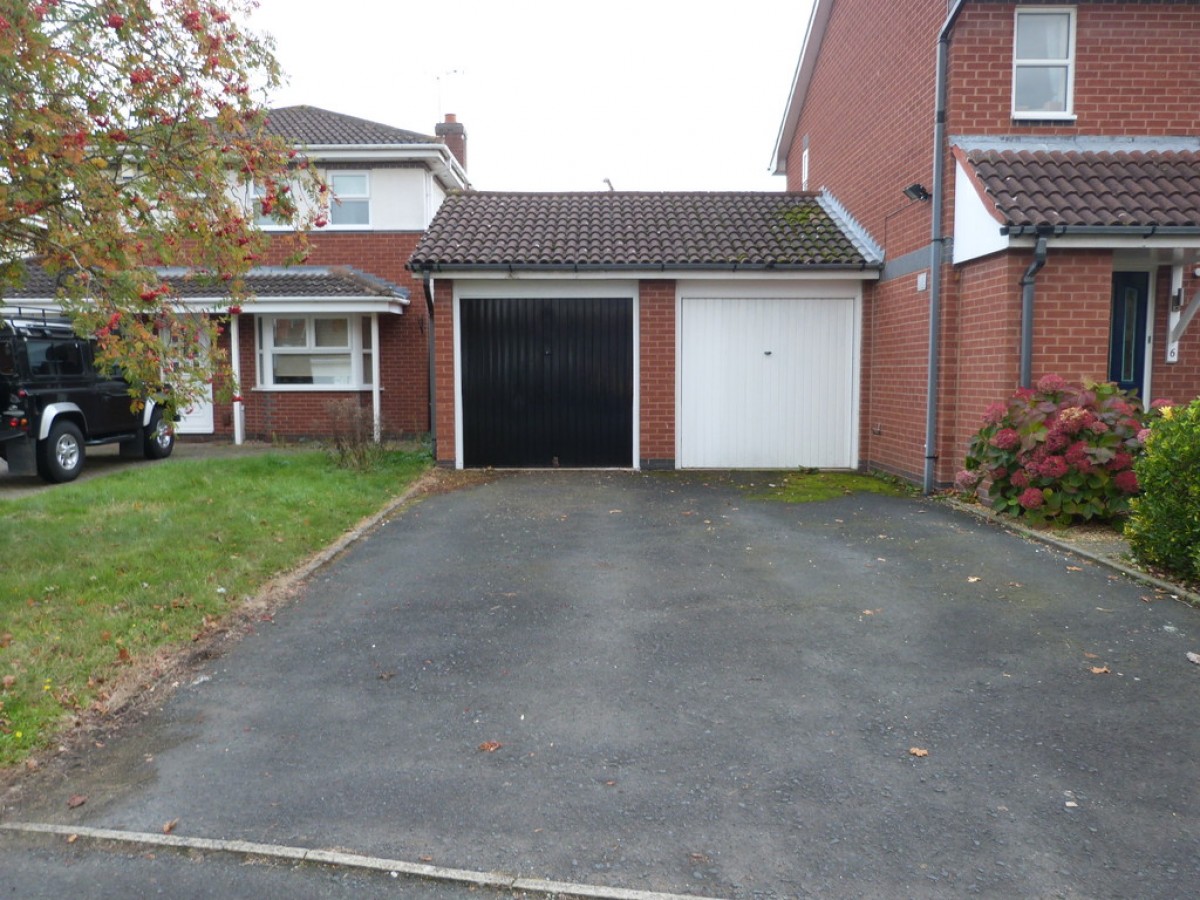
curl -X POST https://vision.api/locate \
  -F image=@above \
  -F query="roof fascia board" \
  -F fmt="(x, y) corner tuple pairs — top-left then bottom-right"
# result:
(304, 144), (469, 188)
(770, 0), (833, 176)
(1005, 234), (1200, 250)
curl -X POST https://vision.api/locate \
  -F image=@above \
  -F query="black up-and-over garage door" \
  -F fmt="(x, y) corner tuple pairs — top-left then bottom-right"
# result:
(460, 297), (633, 467)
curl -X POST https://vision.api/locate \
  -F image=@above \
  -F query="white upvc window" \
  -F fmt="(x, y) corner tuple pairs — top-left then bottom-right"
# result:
(256, 314), (374, 388)
(250, 182), (277, 228)
(1012, 6), (1077, 120)
(328, 171), (370, 226)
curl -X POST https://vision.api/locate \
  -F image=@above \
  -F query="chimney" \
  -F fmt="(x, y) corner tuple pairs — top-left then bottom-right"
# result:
(435, 113), (467, 171)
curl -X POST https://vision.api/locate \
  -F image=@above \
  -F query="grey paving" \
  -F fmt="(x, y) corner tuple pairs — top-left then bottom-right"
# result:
(3, 471), (1199, 898)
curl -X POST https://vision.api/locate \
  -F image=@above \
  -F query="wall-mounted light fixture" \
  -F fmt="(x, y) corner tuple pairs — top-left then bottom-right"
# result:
(903, 182), (931, 202)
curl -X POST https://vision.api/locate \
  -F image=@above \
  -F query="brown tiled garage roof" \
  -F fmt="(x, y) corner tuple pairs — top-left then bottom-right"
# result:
(963, 149), (1200, 230)
(408, 191), (880, 272)
(261, 106), (435, 147)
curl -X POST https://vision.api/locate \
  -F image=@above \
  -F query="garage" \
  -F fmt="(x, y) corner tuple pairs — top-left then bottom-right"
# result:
(459, 296), (633, 467)
(678, 293), (859, 469)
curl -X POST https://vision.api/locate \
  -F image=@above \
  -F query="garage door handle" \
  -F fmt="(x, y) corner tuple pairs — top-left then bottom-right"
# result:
(764, 350), (773, 356)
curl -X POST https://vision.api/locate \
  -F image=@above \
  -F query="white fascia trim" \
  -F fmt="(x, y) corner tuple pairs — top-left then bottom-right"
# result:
(454, 278), (639, 299)
(174, 296), (407, 315)
(770, 0), (833, 176)
(306, 144), (469, 189)
(1006, 235), (1200, 251)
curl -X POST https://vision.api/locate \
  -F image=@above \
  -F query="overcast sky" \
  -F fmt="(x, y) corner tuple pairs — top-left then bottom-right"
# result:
(249, 0), (815, 193)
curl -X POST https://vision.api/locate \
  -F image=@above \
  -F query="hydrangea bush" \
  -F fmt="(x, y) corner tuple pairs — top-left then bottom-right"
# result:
(955, 375), (1164, 525)
(1126, 398), (1200, 582)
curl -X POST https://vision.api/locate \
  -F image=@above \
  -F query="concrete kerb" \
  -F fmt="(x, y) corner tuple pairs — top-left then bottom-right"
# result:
(0, 822), (723, 900)
(942, 497), (1200, 608)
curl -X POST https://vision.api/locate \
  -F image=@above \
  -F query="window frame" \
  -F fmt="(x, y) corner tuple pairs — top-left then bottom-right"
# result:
(326, 170), (371, 228)
(255, 314), (374, 390)
(1011, 6), (1078, 121)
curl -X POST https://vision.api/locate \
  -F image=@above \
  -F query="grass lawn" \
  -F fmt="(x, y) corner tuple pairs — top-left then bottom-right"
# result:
(0, 448), (430, 769)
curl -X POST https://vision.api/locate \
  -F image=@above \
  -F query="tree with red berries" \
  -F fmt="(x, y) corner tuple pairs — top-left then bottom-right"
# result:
(0, 0), (321, 414)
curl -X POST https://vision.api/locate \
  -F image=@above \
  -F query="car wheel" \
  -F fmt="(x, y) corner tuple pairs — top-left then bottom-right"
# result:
(143, 409), (175, 460)
(39, 420), (85, 483)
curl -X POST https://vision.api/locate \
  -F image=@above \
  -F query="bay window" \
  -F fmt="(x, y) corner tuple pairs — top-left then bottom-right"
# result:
(257, 314), (374, 388)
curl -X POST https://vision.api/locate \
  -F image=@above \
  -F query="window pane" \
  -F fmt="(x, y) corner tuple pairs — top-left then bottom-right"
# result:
(273, 353), (353, 385)
(1015, 66), (1068, 113)
(314, 318), (349, 347)
(1016, 13), (1069, 60)
(361, 317), (373, 351)
(331, 173), (367, 196)
(330, 198), (370, 225)
(273, 318), (308, 348)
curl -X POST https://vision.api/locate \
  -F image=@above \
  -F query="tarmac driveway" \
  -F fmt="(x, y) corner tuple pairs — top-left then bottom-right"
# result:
(4, 471), (1199, 898)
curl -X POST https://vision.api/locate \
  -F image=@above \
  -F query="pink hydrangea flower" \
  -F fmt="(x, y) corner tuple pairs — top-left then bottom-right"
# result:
(990, 428), (1020, 451)
(1010, 469), (1030, 489)
(1036, 374), (1068, 393)
(1038, 455), (1069, 479)
(1107, 451), (1133, 472)
(1114, 469), (1140, 494)
(1018, 488), (1045, 509)
(955, 469), (982, 492)
(982, 402), (1007, 425)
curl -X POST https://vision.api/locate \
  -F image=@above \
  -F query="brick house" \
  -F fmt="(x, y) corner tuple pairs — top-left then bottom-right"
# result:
(408, 191), (881, 469)
(772, 0), (1200, 489)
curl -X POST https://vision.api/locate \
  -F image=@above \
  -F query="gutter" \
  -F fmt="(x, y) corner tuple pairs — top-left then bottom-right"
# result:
(1018, 233), (1049, 388)
(409, 261), (883, 275)
(1003, 224), (1200, 238)
(924, 0), (969, 495)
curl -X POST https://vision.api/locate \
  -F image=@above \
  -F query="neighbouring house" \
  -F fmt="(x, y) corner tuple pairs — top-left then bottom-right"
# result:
(407, 191), (882, 470)
(772, 0), (1200, 489)
(7, 106), (470, 443)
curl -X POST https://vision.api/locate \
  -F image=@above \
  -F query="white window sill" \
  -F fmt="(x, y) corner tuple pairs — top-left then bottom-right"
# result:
(1011, 113), (1077, 123)
(253, 385), (379, 392)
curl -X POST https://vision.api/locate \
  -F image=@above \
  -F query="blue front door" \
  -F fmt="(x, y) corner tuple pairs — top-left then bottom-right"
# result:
(1109, 272), (1149, 395)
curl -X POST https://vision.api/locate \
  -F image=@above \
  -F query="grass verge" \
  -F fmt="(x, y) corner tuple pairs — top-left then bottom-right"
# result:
(0, 449), (430, 769)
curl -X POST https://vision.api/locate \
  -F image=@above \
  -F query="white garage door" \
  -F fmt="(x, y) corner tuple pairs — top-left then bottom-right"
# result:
(679, 296), (857, 468)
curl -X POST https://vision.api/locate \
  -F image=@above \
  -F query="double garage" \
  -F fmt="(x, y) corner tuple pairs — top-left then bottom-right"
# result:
(448, 279), (863, 470)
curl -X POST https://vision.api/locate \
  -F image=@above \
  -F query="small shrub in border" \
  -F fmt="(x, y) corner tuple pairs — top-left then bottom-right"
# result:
(1126, 398), (1200, 583)
(955, 375), (1165, 525)
(325, 399), (387, 471)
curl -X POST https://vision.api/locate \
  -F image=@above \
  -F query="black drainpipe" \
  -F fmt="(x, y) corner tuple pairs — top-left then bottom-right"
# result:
(421, 270), (437, 458)
(924, 0), (968, 494)
(1019, 234), (1049, 388)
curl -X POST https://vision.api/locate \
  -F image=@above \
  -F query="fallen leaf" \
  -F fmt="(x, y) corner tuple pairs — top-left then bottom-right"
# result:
(1083, 651), (1099, 659)
(1090, 666), (1111, 675)
(66, 834), (78, 844)
(117, 647), (131, 664)
(909, 747), (929, 758)
(0, 633), (11, 648)
(862, 609), (875, 616)
(1140, 595), (1155, 603)
(967, 576), (981, 583)
(1066, 566), (1083, 572)
(67, 794), (87, 809)
(1065, 800), (1079, 809)
(477, 741), (503, 753)
(419, 855), (433, 863)
(162, 819), (179, 834)
(1, 675), (15, 689)
(608, 509), (622, 514)
(1186, 652), (1200, 666)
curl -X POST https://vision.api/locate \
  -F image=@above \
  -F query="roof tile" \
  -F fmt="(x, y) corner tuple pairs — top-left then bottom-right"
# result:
(409, 192), (876, 271)
(261, 106), (435, 147)
(964, 149), (1200, 229)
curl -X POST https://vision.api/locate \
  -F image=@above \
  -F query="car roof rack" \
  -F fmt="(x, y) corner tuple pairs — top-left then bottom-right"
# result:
(1, 306), (76, 337)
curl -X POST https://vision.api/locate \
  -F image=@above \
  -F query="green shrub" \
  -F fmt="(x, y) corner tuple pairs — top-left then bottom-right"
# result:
(1126, 398), (1200, 582)
(955, 375), (1161, 525)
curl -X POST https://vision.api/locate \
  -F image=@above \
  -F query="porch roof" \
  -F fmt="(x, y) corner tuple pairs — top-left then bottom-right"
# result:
(960, 148), (1200, 234)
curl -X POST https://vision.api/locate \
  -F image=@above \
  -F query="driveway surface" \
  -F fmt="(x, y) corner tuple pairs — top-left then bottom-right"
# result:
(3, 471), (1199, 898)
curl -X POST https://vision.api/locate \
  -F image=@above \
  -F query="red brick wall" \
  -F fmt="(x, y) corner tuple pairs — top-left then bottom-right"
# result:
(432, 278), (457, 465)
(951, 3), (1200, 135)
(638, 280), (676, 465)
(204, 231), (431, 441)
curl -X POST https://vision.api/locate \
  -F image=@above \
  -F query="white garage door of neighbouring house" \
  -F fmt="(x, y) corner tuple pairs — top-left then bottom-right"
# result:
(679, 295), (858, 469)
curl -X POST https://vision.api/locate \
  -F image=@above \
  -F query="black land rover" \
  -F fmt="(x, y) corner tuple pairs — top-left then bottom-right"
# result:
(0, 309), (174, 483)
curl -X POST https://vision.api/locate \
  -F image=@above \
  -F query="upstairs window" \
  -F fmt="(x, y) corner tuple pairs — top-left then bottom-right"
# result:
(328, 172), (370, 226)
(1013, 7), (1076, 119)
